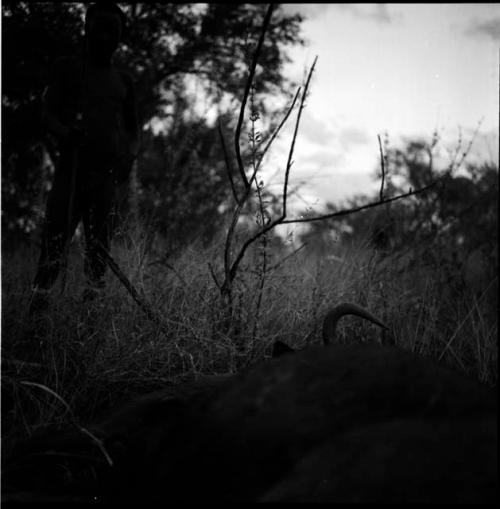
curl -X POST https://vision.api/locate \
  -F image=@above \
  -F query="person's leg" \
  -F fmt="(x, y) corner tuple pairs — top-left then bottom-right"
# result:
(82, 173), (115, 292)
(31, 154), (82, 312)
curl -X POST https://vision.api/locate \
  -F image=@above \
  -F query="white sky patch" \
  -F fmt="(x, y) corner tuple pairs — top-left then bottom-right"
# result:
(259, 3), (500, 220)
(299, 110), (338, 145)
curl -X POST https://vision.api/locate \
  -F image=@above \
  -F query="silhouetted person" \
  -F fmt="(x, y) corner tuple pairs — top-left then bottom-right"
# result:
(30, 3), (138, 313)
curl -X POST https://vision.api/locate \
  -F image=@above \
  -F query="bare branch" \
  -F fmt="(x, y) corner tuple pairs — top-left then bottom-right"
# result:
(221, 7), (302, 296)
(281, 180), (439, 225)
(208, 262), (222, 290)
(269, 242), (307, 271)
(255, 87), (301, 174)
(234, 4), (274, 190)
(378, 134), (386, 201)
(227, 217), (282, 283)
(227, 181), (438, 283)
(219, 120), (238, 202)
(222, 189), (253, 292)
(227, 57), (317, 284)
(226, 89), (300, 238)
(282, 56), (317, 218)
(451, 117), (484, 174)
(247, 242), (308, 275)
(95, 243), (167, 331)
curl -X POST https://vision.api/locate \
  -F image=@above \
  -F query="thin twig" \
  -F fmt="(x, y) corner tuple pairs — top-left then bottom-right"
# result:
(222, 88), (299, 288)
(247, 242), (308, 275)
(452, 117), (484, 174)
(280, 180), (438, 225)
(218, 120), (238, 202)
(208, 262), (221, 290)
(255, 87), (301, 175)
(226, 57), (318, 283)
(282, 57), (317, 218)
(378, 134), (385, 201)
(266, 242), (307, 272)
(234, 87), (301, 209)
(229, 179), (438, 282)
(234, 4), (274, 190)
(251, 98), (269, 342)
(95, 243), (167, 331)
(221, 5), (275, 296)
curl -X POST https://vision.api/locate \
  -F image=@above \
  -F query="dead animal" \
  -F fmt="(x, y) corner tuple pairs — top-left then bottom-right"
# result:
(2, 304), (496, 504)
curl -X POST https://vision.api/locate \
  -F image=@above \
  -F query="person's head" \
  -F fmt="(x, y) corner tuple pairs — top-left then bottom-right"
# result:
(85, 3), (125, 64)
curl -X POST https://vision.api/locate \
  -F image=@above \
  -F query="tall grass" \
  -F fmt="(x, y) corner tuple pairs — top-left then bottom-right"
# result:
(1, 224), (497, 449)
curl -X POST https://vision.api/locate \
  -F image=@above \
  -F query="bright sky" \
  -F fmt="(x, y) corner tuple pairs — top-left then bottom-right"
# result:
(261, 3), (499, 217)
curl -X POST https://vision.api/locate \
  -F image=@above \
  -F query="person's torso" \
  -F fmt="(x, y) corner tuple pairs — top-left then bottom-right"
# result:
(81, 63), (127, 157)
(57, 56), (129, 164)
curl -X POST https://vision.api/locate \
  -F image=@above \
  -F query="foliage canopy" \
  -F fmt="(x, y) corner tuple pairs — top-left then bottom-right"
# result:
(1, 2), (304, 245)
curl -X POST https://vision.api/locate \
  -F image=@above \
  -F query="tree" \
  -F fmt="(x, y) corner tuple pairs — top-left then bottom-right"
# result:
(1, 2), (304, 244)
(118, 3), (303, 123)
(2, 3), (84, 242)
(138, 115), (231, 250)
(299, 136), (498, 281)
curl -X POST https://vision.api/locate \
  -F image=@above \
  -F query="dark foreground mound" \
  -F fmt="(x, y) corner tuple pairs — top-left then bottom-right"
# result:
(2, 344), (497, 504)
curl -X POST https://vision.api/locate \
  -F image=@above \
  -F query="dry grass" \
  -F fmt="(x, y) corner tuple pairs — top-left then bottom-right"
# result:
(1, 226), (497, 449)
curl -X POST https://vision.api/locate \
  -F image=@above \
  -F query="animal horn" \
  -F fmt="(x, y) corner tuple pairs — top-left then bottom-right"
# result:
(322, 303), (388, 345)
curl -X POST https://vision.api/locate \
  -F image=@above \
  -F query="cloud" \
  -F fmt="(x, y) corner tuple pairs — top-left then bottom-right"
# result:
(295, 125), (371, 173)
(300, 149), (345, 171)
(465, 18), (500, 41)
(374, 4), (393, 24)
(299, 112), (336, 146)
(280, 4), (331, 21)
(334, 3), (395, 24)
(338, 127), (370, 150)
(281, 4), (395, 24)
